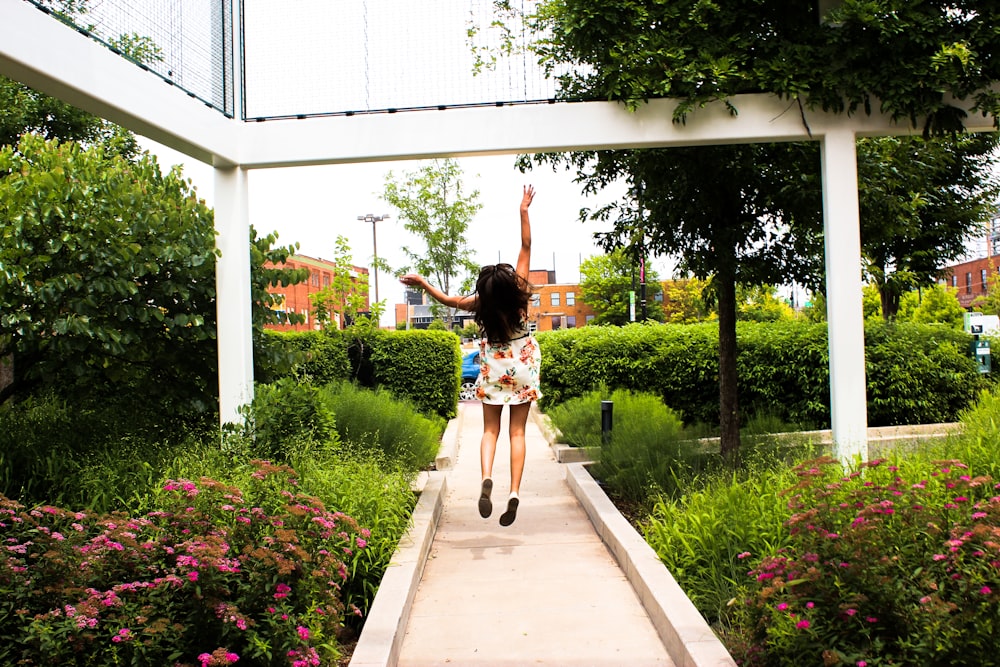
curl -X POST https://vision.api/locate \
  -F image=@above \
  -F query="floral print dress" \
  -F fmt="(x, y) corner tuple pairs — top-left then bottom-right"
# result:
(475, 324), (542, 404)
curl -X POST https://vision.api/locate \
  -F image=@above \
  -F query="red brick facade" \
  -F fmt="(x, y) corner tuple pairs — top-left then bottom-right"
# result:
(264, 254), (369, 331)
(942, 255), (998, 310)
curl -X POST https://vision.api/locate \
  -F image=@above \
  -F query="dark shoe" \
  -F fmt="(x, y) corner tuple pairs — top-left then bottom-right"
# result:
(478, 479), (493, 518)
(499, 497), (519, 527)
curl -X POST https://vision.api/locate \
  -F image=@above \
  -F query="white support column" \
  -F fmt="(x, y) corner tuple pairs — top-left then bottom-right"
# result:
(820, 128), (868, 464)
(214, 166), (254, 427)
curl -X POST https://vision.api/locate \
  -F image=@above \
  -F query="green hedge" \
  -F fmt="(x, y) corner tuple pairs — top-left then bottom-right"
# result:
(537, 321), (991, 429)
(262, 328), (462, 420)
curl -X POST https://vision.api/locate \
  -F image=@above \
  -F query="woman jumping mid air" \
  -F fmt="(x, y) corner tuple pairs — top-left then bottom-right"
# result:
(400, 185), (541, 527)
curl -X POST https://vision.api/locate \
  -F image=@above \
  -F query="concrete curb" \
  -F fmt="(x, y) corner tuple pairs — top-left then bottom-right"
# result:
(435, 404), (465, 471)
(348, 471), (448, 667)
(566, 462), (737, 667)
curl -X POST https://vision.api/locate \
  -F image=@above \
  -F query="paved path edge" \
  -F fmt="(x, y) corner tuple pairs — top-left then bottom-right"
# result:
(566, 462), (738, 667)
(347, 471), (448, 667)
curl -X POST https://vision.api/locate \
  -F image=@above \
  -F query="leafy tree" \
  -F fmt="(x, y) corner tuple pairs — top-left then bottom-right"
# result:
(529, 0), (1000, 134)
(510, 0), (1000, 456)
(0, 136), (306, 413)
(909, 283), (965, 329)
(736, 285), (796, 323)
(579, 247), (663, 325)
(0, 135), (218, 407)
(523, 144), (824, 456)
(382, 159), (482, 327)
(862, 283), (884, 322)
(308, 236), (369, 330)
(859, 134), (1000, 320)
(662, 277), (714, 324)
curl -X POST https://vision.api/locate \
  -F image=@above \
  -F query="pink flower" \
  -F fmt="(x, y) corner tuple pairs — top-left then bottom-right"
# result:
(188, 571), (199, 582)
(225, 653), (239, 663)
(857, 662), (868, 667)
(795, 620), (810, 629)
(980, 586), (992, 595)
(776, 603), (789, 611)
(737, 551), (751, 559)
(806, 601), (814, 609)
(297, 626), (310, 641)
(866, 616), (878, 623)
(845, 608), (857, 616)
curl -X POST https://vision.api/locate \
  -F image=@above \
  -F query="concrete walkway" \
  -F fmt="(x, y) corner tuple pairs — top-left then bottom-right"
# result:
(350, 401), (735, 667)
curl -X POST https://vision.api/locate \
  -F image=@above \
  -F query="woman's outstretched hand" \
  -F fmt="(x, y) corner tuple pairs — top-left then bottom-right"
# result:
(520, 184), (535, 211)
(399, 273), (425, 288)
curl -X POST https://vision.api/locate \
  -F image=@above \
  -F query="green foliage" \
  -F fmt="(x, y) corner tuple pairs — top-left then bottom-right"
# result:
(352, 329), (462, 419)
(865, 321), (986, 426)
(382, 158), (482, 325)
(0, 391), (215, 511)
(530, 0), (1000, 132)
(859, 134), (1000, 320)
(548, 388), (696, 503)
(308, 235), (370, 329)
(663, 277), (714, 324)
(258, 330), (350, 386)
(736, 285), (796, 323)
(0, 135), (219, 408)
(909, 283), (966, 329)
(643, 455), (805, 626)
(289, 450), (416, 622)
(641, 390), (1000, 663)
(579, 248), (664, 324)
(539, 321), (991, 429)
(244, 379), (338, 461)
(734, 456), (1000, 666)
(0, 462), (366, 666)
(322, 382), (444, 472)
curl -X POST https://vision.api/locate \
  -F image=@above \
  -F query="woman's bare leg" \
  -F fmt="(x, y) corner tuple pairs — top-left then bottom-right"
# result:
(507, 402), (530, 494)
(500, 402), (531, 526)
(479, 403), (503, 518)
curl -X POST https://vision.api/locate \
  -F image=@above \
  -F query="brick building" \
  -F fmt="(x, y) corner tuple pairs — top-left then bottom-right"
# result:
(264, 254), (369, 331)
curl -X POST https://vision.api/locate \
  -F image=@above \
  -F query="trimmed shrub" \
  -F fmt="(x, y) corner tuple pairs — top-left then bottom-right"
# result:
(258, 329), (350, 386)
(360, 329), (462, 420)
(538, 321), (990, 429)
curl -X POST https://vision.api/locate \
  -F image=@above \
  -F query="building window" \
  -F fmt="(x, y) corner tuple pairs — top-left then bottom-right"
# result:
(550, 315), (561, 330)
(311, 271), (320, 287)
(566, 315), (576, 328)
(550, 292), (560, 307)
(654, 290), (664, 302)
(967, 272), (973, 294)
(952, 275), (958, 288)
(323, 273), (331, 288)
(531, 293), (540, 307)
(982, 269), (989, 290)
(300, 309), (309, 324)
(585, 314), (595, 324)
(566, 292), (575, 306)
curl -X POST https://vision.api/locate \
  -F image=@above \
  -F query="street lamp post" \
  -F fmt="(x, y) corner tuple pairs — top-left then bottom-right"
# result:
(357, 213), (390, 304)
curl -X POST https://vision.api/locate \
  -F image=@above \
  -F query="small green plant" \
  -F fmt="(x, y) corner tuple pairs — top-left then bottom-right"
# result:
(245, 378), (338, 461)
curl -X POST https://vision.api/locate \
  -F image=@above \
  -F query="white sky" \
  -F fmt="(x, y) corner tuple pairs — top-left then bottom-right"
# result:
(142, 138), (675, 326)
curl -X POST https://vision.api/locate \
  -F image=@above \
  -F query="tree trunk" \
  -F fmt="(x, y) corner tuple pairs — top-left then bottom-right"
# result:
(717, 270), (741, 459)
(880, 284), (900, 321)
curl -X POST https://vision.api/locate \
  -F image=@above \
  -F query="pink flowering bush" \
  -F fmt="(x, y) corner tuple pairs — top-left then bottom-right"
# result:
(733, 456), (1000, 666)
(0, 460), (368, 665)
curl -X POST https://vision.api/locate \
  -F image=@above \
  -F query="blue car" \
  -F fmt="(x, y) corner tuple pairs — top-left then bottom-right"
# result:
(460, 350), (481, 401)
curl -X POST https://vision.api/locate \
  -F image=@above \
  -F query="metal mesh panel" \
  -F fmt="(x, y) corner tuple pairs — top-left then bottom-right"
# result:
(25, 0), (234, 116)
(241, 0), (571, 119)
(25, 0), (574, 121)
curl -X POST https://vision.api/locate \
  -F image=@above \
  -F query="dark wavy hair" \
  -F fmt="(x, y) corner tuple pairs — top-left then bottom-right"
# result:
(472, 263), (533, 343)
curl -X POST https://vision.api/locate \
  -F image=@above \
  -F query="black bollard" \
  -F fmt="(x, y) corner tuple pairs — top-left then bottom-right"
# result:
(601, 400), (613, 445)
